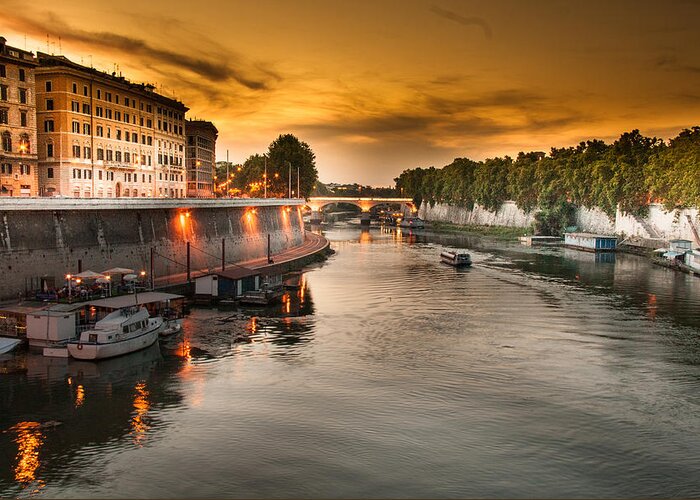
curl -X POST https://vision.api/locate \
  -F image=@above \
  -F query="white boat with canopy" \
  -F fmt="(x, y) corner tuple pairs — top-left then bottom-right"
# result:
(67, 307), (164, 360)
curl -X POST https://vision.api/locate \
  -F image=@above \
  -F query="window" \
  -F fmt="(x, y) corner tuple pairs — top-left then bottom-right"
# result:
(141, 134), (146, 144)
(0, 65), (5, 77)
(146, 104), (152, 113)
(82, 103), (90, 114)
(20, 164), (30, 175)
(19, 68), (25, 82)
(72, 145), (81, 158)
(107, 127), (111, 139)
(83, 123), (91, 135)
(98, 170), (103, 180)
(83, 85), (88, 96)
(147, 136), (152, 146)
(140, 117), (144, 127)
(95, 106), (103, 117)
(0, 85), (7, 101)
(125, 97), (130, 106)
(72, 82), (77, 93)
(124, 131), (129, 142)
(96, 125), (103, 137)
(72, 121), (80, 133)
(97, 148), (104, 160)
(20, 111), (27, 127)
(46, 99), (54, 110)
(115, 151), (122, 162)
(115, 95), (119, 104)
(71, 101), (80, 112)
(45, 81), (52, 92)
(115, 111), (121, 121)
(106, 92), (112, 102)
(132, 132), (137, 142)
(47, 143), (54, 157)
(1, 163), (11, 174)
(106, 149), (113, 161)
(44, 120), (54, 132)
(2, 132), (11, 152)
(18, 134), (29, 153)
(116, 129), (121, 140)
(105, 109), (112, 119)
(84, 169), (91, 179)
(19, 88), (27, 104)
(148, 156), (151, 166)
(47, 167), (54, 178)
(84, 146), (91, 159)
(124, 113), (129, 123)
(97, 89), (101, 99)
(0, 108), (7, 124)
(125, 152), (130, 163)
(146, 119), (152, 128)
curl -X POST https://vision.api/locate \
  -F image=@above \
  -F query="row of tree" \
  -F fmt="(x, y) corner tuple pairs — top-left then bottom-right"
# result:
(215, 134), (319, 198)
(394, 127), (700, 219)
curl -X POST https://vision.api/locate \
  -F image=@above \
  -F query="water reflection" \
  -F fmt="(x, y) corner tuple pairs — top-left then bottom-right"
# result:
(11, 422), (44, 491)
(130, 382), (150, 446)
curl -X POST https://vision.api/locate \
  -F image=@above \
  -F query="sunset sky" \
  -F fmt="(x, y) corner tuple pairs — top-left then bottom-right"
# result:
(2, 0), (699, 185)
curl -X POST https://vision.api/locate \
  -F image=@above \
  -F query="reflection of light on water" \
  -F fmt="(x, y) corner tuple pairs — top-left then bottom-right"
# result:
(248, 316), (258, 334)
(75, 384), (85, 407)
(359, 230), (372, 244)
(299, 275), (306, 304)
(281, 293), (291, 314)
(647, 293), (657, 321)
(130, 382), (150, 447)
(11, 421), (45, 491)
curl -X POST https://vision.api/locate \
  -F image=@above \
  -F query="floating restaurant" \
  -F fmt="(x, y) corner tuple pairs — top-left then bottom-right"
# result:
(564, 233), (618, 252)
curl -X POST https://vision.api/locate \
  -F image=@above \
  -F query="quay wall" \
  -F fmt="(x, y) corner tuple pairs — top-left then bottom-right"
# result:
(0, 198), (305, 301)
(419, 202), (700, 242)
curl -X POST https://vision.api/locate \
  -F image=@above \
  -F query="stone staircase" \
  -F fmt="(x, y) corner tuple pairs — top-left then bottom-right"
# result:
(687, 215), (700, 247)
(633, 215), (662, 239)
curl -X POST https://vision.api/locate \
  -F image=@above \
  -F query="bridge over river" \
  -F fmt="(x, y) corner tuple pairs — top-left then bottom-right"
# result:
(306, 197), (416, 223)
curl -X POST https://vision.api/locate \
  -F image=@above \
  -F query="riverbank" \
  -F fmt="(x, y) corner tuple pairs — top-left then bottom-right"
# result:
(426, 221), (532, 240)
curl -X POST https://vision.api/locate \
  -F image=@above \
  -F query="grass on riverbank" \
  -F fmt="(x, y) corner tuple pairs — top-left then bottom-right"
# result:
(427, 221), (532, 240)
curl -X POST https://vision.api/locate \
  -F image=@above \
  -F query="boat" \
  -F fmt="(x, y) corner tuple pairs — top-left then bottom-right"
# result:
(161, 318), (183, 336)
(67, 307), (164, 360)
(399, 217), (425, 229)
(0, 336), (22, 354)
(441, 250), (472, 267)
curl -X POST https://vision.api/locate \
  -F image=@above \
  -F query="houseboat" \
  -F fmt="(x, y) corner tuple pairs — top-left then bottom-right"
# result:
(441, 250), (472, 267)
(67, 307), (164, 360)
(564, 233), (617, 252)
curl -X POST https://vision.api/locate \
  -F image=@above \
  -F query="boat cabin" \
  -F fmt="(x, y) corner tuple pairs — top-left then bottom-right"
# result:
(564, 233), (617, 252)
(441, 250), (472, 266)
(194, 267), (261, 304)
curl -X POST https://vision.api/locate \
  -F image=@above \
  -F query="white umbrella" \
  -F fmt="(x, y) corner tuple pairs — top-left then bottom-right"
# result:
(102, 267), (135, 274)
(95, 277), (111, 284)
(123, 274), (138, 281)
(74, 270), (105, 279)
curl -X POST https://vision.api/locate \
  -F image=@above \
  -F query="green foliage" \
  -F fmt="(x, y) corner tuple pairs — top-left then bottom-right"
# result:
(395, 128), (698, 219)
(267, 134), (318, 198)
(533, 201), (578, 236)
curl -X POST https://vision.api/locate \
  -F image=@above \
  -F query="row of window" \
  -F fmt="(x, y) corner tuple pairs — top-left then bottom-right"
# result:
(1, 131), (30, 153)
(0, 163), (31, 175)
(0, 84), (29, 104)
(45, 80), (183, 120)
(0, 65), (27, 82)
(0, 108), (30, 126)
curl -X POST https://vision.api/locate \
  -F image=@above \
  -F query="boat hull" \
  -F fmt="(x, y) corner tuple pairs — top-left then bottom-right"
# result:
(67, 326), (161, 360)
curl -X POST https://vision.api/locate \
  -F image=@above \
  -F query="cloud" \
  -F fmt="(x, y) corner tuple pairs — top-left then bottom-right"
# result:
(429, 5), (492, 39)
(2, 10), (280, 90)
(654, 54), (700, 74)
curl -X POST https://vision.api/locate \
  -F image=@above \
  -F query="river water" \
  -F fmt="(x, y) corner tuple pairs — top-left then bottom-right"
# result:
(2, 220), (700, 498)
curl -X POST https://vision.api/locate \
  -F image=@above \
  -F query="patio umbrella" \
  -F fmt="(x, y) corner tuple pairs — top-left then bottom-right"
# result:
(95, 277), (111, 284)
(102, 267), (135, 275)
(123, 274), (138, 281)
(74, 270), (106, 279)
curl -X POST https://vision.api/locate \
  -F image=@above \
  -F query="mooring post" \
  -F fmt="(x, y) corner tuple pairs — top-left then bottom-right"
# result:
(78, 259), (82, 273)
(267, 233), (273, 264)
(222, 238), (226, 272)
(186, 241), (191, 282)
(150, 247), (154, 290)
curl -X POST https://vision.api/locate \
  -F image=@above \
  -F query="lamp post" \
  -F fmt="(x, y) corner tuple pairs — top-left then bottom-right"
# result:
(66, 274), (72, 303)
(263, 156), (267, 199)
(196, 160), (201, 198)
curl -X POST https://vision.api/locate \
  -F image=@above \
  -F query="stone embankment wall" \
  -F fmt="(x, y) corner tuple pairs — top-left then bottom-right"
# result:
(419, 202), (700, 243)
(0, 199), (304, 301)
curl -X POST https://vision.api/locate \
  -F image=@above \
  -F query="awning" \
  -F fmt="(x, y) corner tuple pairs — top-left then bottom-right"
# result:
(74, 270), (106, 279)
(102, 267), (135, 275)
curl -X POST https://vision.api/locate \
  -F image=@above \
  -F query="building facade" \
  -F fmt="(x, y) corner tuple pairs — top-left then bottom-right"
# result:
(35, 53), (188, 198)
(186, 120), (218, 198)
(0, 37), (39, 196)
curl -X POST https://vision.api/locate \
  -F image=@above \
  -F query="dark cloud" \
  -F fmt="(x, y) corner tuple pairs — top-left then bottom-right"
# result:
(429, 5), (492, 39)
(654, 54), (700, 74)
(3, 11), (280, 90)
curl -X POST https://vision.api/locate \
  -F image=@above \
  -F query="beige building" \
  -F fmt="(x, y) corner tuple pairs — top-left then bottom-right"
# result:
(0, 37), (39, 197)
(186, 120), (218, 198)
(35, 52), (188, 198)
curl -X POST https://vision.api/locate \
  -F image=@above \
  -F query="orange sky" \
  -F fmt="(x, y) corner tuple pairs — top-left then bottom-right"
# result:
(2, 0), (699, 185)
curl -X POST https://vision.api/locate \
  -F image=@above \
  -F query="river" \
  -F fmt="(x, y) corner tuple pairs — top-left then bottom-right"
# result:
(1, 219), (700, 498)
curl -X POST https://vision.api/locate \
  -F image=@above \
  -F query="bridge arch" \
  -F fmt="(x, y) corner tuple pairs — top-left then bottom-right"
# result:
(306, 197), (416, 214)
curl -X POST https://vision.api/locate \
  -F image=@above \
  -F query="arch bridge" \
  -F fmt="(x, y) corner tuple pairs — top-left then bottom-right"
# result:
(306, 197), (416, 223)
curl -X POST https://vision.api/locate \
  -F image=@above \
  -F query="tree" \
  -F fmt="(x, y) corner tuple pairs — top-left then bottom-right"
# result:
(266, 134), (318, 199)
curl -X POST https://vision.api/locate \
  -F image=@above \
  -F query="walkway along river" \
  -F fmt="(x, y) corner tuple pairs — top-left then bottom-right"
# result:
(1, 218), (700, 498)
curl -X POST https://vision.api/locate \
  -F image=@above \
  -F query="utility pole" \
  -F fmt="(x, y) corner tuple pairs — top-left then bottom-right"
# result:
(264, 156), (267, 199)
(288, 161), (292, 199)
(297, 165), (300, 199)
(226, 149), (229, 198)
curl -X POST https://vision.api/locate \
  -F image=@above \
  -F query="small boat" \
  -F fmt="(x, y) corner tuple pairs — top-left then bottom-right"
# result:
(161, 318), (183, 336)
(0, 337), (22, 354)
(399, 217), (425, 229)
(441, 250), (472, 267)
(67, 307), (164, 360)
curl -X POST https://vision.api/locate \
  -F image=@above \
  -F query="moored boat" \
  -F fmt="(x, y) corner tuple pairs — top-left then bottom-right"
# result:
(399, 217), (425, 229)
(441, 250), (472, 267)
(67, 307), (163, 360)
(0, 336), (22, 354)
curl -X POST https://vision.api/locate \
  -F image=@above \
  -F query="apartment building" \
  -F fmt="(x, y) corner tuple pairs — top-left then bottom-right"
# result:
(35, 52), (188, 198)
(0, 37), (39, 196)
(186, 120), (218, 198)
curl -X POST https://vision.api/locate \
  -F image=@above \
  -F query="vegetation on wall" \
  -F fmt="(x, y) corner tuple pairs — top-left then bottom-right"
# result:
(395, 127), (700, 222)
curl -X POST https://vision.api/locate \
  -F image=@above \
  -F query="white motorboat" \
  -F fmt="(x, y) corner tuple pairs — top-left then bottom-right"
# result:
(0, 337), (22, 354)
(161, 318), (183, 336)
(67, 307), (164, 360)
(441, 250), (472, 267)
(399, 217), (425, 229)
